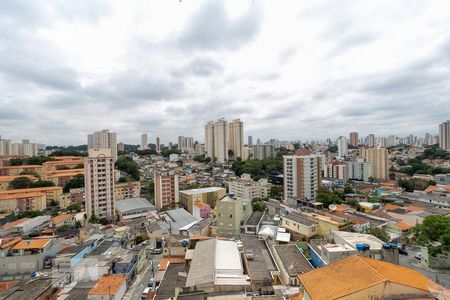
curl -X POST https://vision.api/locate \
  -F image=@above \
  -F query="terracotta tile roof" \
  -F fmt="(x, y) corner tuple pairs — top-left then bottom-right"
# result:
(33, 235), (56, 239)
(52, 214), (72, 224)
(159, 257), (185, 270)
(190, 235), (213, 240)
(0, 186), (62, 195)
(0, 218), (29, 230)
(0, 192), (45, 200)
(12, 239), (51, 250)
(0, 238), (21, 249)
(42, 160), (84, 166)
(299, 255), (431, 300)
(0, 281), (17, 293)
(383, 203), (402, 211)
(88, 275), (126, 295)
(0, 165), (41, 170)
(289, 291), (303, 300)
(424, 185), (439, 192)
(406, 205), (426, 212)
(194, 202), (209, 208)
(0, 175), (37, 182)
(394, 221), (413, 231)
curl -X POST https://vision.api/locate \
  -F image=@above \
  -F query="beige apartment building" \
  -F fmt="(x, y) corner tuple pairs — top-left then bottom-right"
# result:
(154, 172), (179, 211)
(360, 146), (389, 180)
(84, 148), (115, 220)
(349, 131), (359, 147)
(228, 173), (271, 200)
(179, 186), (226, 213)
(114, 181), (141, 201)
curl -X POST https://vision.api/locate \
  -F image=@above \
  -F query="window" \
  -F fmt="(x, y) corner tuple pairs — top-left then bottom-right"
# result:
(229, 214), (233, 218)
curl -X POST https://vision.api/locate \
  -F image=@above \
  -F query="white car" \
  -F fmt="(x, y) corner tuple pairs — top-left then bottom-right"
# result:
(414, 252), (422, 259)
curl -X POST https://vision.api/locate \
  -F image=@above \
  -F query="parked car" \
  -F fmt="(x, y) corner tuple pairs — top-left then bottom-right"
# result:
(141, 287), (151, 299)
(151, 248), (162, 255)
(415, 252), (422, 260)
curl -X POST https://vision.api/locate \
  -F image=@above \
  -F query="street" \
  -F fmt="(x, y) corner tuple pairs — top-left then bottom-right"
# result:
(399, 246), (450, 289)
(122, 253), (162, 300)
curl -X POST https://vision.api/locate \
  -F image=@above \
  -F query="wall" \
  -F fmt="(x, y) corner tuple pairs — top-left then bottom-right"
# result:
(0, 254), (44, 276)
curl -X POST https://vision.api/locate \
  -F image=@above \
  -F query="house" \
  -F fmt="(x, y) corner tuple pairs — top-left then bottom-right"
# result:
(115, 197), (156, 220)
(280, 213), (318, 241)
(192, 202), (211, 219)
(299, 255), (436, 300)
(52, 213), (75, 228)
(242, 211), (265, 235)
(0, 217), (30, 236)
(272, 244), (313, 286)
(88, 274), (127, 300)
(11, 239), (53, 256)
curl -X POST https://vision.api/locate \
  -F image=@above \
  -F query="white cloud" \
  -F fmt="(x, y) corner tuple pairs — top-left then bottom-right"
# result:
(1, 0), (450, 145)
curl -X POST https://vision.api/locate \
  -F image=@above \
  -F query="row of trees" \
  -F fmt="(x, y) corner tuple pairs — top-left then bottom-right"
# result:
(397, 178), (435, 192)
(115, 156), (140, 180)
(10, 156), (55, 166)
(8, 177), (55, 189)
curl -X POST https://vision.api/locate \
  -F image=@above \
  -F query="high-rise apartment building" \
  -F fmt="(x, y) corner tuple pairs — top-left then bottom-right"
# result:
(140, 134), (149, 150)
(87, 129), (118, 161)
(349, 132), (358, 147)
(84, 148), (115, 220)
(0, 139), (12, 155)
(336, 136), (348, 158)
(439, 120), (450, 150)
(283, 153), (323, 204)
(204, 118), (244, 162)
(0, 139), (38, 156)
(347, 158), (372, 182)
(156, 137), (161, 153)
(228, 173), (271, 200)
(227, 119), (244, 159)
(178, 136), (194, 153)
(216, 195), (252, 238)
(251, 144), (275, 160)
(324, 162), (348, 183)
(154, 172), (179, 211)
(360, 146), (388, 180)
(248, 135), (253, 147)
(117, 142), (125, 152)
(367, 134), (375, 148)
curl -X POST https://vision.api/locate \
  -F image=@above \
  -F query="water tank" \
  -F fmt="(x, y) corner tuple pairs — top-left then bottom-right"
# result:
(356, 243), (370, 251)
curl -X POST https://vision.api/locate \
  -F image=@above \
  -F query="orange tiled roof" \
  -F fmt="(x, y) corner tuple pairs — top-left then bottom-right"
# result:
(0, 186), (62, 195)
(0, 175), (37, 182)
(0, 218), (29, 230)
(383, 203), (402, 211)
(42, 160), (84, 166)
(33, 235), (57, 239)
(329, 211), (367, 225)
(334, 204), (351, 211)
(299, 255), (431, 300)
(194, 202), (209, 208)
(88, 275), (126, 295)
(52, 214), (72, 224)
(406, 205), (426, 212)
(0, 281), (17, 293)
(0, 192), (45, 200)
(394, 221), (413, 231)
(12, 239), (51, 250)
(190, 235), (212, 240)
(158, 257), (185, 270)
(0, 238), (21, 249)
(424, 185), (439, 192)
(0, 165), (41, 170)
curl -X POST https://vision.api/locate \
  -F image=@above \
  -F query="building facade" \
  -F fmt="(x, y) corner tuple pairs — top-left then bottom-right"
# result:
(87, 129), (118, 161)
(283, 154), (323, 204)
(154, 172), (179, 210)
(139, 133), (149, 150)
(349, 132), (358, 147)
(228, 173), (271, 200)
(360, 146), (388, 180)
(439, 120), (450, 150)
(84, 148), (115, 220)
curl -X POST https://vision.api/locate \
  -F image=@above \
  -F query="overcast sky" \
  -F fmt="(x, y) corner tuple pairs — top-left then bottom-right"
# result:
(1, 0), (450, 146)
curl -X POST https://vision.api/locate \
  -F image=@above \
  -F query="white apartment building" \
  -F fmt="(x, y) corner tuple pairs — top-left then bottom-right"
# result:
(336, 136), (348, 158)
(0, 139), (38, 156)
(324, 162), (348, 183)
(139, 133), (149, 150)
(178, 136), (195, 153)
(84, 148), (115, 220)
(367, 134), (375, 148)
(87, 129), (118, 161)
(347, 158), (372, 182)
(204, 118), (244, 162)
(439, 120), (450, 150)
(283, 153), (323, 204)
(156, 137), (161, 152)
(228, 173), (271, 200)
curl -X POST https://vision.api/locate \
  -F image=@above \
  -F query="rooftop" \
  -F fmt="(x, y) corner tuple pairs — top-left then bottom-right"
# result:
(12, 239), (50, 250)
(0, 218), (29, 231)
(115, 197), (156, 213)
(241, 235), (277, 282)
(52, 214), (72, 224)
(282, 213), (317, 227)
(154, 263), (187, 300)
(273, 244), (312, 276)
(299, 255), (432, 300)
(244, 211), (265, 226)
(179, 187), (226, 195)
(88, 275), (126, 295)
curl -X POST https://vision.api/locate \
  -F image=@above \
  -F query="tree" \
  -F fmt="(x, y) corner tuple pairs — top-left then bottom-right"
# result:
(414, 215), (450, 255)
(252, 201), (266, 212)
(63, 174), (85, 193)
(115, 156), (139, 180)
(30, 180), (55, 188)
(315, 187), (341, 207)
(367, 226), (390, 242)
(118, 177), (128, 183)
(204, 157), (211, 164)
(269, 186), (283, 200)
(9, 177), (33, 189)
(343, 184), (354, 194)
(66, 201), (81, 212)
(228, 149), (234, 160)
(89, 214), (99, 224)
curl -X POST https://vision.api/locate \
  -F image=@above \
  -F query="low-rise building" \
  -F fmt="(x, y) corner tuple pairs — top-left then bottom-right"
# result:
(299, 255), (435, 300)
(179, 187), (226, 213)
(0, 175), (38, 190)
(41, 168), (84, 187)
(0, 165), (42, 176)
(192, 201), (211, 219)
(272, 244), (313, 286)
(52, 213), (75, 228)
(114, 181), (141, 201)
(0, 186), (63, 207)
(280, 213), (318, 241)
(216, 195), (252, 238)
(88, 274), (127, 300)
(115, 197), (156, 220)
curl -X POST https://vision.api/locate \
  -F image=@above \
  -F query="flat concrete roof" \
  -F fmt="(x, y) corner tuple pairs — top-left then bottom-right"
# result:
(179, 187), (226, 195)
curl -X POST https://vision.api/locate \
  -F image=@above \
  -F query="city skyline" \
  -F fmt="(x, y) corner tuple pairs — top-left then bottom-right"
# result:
(1, 1), (450, 145)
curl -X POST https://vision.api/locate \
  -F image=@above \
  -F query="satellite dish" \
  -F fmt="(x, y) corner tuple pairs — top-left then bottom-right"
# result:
(329, 204), (337, 211)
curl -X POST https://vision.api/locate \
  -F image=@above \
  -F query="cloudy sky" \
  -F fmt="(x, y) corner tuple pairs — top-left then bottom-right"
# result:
(1, 0), (450, 146)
